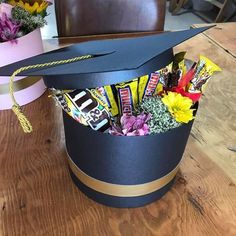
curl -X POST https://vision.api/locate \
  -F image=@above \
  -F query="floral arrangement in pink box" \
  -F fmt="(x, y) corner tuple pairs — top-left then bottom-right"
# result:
(0, 0), (52, 110)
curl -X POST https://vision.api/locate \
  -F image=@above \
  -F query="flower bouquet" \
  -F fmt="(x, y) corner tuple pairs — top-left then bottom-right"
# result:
(0, 0), (51, 110)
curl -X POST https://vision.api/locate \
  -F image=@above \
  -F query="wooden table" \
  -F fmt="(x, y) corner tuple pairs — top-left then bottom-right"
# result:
(192, 22), (236, 58)
(1, 28), (236, 235)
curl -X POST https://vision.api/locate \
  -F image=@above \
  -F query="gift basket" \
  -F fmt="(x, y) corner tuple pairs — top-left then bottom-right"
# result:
(0, 27), (221, 208)
(0, 0), (52, 110)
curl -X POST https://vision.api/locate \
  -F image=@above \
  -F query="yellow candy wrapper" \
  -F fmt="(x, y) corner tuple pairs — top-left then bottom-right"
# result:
(188, 55), (221, 93)
(52, 91), (88, 126)
(116, 79), (139, 116)
(159, 63), (172, 87)
(89, 88), (110, 110)
(52, 89), (111, 132)
(167, 51), (187, 88)
(96, 85), (119, 117)
(138, 52), (187, 102)
(138, 72), (161, 103)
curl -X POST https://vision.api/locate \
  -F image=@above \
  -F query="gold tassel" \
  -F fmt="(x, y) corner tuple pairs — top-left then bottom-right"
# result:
(12, 104), (33, 133)
(9, 55), (92, 133)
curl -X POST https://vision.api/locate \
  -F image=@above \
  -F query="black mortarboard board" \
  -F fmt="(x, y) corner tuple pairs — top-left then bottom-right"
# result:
(0, 26), (212, 89)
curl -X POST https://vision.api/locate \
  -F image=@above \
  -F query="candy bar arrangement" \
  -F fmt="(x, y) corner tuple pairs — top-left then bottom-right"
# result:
(52, 52), (221, 137)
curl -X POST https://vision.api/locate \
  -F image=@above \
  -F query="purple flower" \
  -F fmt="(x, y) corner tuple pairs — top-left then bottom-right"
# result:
(0, 13), (21, 42)
(109, 112), (151, 136)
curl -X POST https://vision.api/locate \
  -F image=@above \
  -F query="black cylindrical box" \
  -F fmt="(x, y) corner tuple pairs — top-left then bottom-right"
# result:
(63, 111), (194, 208)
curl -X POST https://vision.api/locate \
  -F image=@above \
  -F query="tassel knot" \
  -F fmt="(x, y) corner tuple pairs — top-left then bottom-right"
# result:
(12, 104), (33, 133)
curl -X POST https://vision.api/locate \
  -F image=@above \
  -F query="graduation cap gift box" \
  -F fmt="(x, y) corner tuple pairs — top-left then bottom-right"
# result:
(1, 27), (213, 208)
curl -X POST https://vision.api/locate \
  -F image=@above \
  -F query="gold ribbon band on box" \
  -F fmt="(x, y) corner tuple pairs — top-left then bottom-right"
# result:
(0, 76), (42, 95)
(68, 156), (180, 197)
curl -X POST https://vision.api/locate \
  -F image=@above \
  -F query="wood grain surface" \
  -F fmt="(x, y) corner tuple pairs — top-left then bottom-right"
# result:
(192, 22), (236, 58)
(1, 29), (236, 235)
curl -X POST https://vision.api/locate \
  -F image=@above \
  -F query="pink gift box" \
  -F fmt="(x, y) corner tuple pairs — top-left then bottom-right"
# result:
(0, 28), (46, 110)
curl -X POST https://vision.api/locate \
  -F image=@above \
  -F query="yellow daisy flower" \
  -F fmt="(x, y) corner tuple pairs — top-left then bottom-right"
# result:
(8, 0), (48, 14)
(162, 92), (195, 123)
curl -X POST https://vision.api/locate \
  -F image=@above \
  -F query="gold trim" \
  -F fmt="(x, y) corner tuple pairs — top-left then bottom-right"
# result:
(68, 156), (179, 197)
(0, 76), (42, 95)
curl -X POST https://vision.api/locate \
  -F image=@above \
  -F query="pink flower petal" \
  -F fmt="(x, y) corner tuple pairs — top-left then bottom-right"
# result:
(0, 3), (13, 18)
(110, 112), (151, 136)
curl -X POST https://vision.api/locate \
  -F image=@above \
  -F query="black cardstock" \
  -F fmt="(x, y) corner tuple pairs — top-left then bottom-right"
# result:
(63, 111), (195, 207)
(0, 27), (212, 89)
